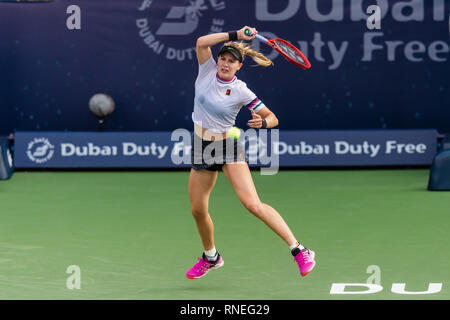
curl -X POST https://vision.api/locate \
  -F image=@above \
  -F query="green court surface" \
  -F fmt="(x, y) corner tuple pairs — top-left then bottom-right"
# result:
(0, 169), (448, 300)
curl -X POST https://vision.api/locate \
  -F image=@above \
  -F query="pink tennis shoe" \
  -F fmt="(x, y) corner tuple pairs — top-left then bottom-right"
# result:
(185, 249), (315, 279)
(292, 247), (316, 277)
(185, 253), (224, 279)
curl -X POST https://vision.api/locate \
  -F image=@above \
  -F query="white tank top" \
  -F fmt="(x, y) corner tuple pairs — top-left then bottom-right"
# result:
(192, 56), (265, 133)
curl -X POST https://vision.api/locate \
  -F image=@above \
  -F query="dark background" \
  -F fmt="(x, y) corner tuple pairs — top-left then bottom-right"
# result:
(0, 0), (448, 134)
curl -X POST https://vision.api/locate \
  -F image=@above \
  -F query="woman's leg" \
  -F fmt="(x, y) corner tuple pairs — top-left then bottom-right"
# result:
(222, 162), (297, 246)
(223, 162), (316, 277)
(188, 168), (218, 251)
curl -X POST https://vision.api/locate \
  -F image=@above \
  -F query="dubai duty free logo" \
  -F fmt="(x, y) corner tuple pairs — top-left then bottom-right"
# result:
(136, 0), (227, 61)
(26, 138), (55, 164)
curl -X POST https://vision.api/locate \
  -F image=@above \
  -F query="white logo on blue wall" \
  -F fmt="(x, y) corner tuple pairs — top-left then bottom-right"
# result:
(27, 138), (55, 164)
(136, 0), (227, 61)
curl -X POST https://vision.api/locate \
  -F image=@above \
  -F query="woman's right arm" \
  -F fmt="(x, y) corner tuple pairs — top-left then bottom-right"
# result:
(196, 33), (229, 65)
(196, 27), (257, 65)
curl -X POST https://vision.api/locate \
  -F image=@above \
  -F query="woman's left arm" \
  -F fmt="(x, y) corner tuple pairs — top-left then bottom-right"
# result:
(248, 107), (279, 129)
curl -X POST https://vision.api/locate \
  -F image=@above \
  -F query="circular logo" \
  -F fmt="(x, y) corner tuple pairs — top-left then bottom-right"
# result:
(136, 0), (228, 62)
(26, 138), (55, 164)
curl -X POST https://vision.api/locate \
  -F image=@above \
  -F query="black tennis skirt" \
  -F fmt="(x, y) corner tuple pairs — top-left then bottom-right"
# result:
(191, 133), (248, 171)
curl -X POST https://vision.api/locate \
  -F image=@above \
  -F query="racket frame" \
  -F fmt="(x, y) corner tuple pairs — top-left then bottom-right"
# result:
(254, 33), (311, 70)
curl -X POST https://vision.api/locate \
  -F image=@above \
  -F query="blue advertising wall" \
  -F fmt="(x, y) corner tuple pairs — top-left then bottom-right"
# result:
(0, 0), (449, 135)
(14, 129), (437, 168)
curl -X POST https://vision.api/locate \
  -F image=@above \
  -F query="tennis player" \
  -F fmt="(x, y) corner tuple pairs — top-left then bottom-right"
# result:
(186, 26), (316, 279)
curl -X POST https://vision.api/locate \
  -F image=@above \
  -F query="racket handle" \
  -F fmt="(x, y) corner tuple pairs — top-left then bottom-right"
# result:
(255, 34), (268, 43)
(244, 28), (268, 43)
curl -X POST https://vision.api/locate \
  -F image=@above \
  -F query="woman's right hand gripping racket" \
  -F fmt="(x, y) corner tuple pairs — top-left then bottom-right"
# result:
(245, 28), (311, 70)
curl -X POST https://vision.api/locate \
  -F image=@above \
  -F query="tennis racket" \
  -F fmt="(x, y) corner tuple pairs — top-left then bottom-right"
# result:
(245, 29), (311, 70)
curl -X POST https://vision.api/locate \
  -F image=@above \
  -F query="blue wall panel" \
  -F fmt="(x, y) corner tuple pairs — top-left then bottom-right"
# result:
(0, 0), (449, 134)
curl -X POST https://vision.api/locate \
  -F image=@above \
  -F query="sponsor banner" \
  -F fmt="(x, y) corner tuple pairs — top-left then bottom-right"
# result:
(1, 1), (449, 136)
(14, 131), (181, 168)
(275, 129), (437, 166)
(13, 130), (437, 168)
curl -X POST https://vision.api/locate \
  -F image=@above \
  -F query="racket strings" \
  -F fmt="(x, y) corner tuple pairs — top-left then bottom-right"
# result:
(275, 40), (306, 65)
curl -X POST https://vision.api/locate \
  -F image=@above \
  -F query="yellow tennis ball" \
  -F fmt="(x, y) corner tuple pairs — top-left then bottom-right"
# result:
(227, 126), (241, 139)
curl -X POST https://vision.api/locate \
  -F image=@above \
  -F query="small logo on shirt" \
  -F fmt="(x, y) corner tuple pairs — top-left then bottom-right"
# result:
(226, 89), (231, 96)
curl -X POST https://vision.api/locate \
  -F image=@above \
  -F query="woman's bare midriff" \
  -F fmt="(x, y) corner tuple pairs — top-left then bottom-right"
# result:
(194, 122), (227, 141)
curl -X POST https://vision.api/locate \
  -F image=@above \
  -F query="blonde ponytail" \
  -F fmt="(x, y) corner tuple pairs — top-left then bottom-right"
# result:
(222, 41), (274, 67)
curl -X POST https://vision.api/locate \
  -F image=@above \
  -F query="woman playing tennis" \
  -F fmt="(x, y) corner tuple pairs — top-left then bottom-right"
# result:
(186, 26), (316, 279)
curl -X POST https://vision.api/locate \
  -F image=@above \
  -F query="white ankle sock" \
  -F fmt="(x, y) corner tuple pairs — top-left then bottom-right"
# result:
(204, 247), (217, 258)
(289, 241), (305, 250)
